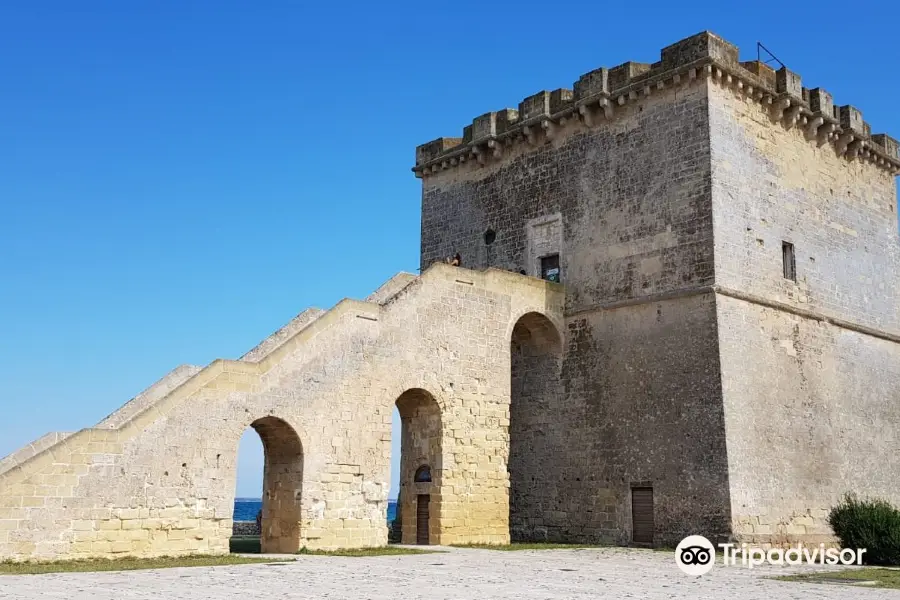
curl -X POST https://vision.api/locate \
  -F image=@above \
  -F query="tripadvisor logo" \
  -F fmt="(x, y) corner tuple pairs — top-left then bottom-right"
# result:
(675, 535), (868, 575)
(676, 535), (716, 575)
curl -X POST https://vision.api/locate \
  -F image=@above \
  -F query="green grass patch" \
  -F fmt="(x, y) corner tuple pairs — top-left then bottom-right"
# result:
(232, 535), (437, 557)
(229, 535), (261, 554)
(0, 554), (291, 576)
(451, 542), (602, 551)
(296, 546), (442, 557)
(777, 568), (900, 589)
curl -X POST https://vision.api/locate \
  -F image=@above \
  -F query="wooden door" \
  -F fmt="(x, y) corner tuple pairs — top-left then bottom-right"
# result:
(416, 494), (430, 545)
(631, 487), (654, 544)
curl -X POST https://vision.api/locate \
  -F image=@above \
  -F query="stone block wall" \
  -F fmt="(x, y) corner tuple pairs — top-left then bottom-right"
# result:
(0, 432), (73, 478)
(419, 80), (716, 315)
(415, 30), (899, 547)
(418, 74), (734, 546)
(559, 293), (731, 546)
(509, 311), (564, 541)
(232, 521), (259, 536)
(709, 82), (900, 334)
(717, 297), (900, 545)
(0, 264), (563, 561)
(708, 79), (900, 544)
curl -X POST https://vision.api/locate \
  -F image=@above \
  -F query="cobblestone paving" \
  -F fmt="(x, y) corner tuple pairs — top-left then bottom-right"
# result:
(0, 547), (894, 599)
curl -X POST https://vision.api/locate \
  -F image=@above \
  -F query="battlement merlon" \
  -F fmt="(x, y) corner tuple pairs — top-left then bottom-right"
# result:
(412, 31), (900, 177)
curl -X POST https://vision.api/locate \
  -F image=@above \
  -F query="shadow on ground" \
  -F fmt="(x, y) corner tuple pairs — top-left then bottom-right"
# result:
(229, 536), (261, 554)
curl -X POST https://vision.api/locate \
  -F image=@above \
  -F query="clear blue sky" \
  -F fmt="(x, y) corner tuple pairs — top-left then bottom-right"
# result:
(1, 2), (898, 499)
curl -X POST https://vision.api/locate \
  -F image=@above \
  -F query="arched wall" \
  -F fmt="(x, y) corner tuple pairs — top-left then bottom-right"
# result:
(508, 311), (564, 541)
(250, 416), (304, 553)
(0, 264), (565, 560)
(395, 388), (442, 544)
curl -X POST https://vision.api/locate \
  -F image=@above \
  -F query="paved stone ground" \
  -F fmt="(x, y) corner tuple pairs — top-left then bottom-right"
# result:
(0, 547), (894, 599)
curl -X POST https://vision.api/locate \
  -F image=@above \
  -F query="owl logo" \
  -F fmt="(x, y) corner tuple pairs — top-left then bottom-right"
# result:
(675, 535), (716, 575)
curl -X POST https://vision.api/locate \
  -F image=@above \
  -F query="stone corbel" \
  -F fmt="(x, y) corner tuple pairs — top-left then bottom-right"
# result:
(471, 146), (486, 165)
(845, 139), (862, 161)
(783, 104), (802, 129)
(598, 97), (613, 119)
(805, 116), (824, 141)
(522, 125), (538, 146)
(772, 97), (791, 121)
(541, 119), (557, 139)
(578, 104), (594, 127)
(817, 123), (836, 147)
(488, 139), (503, 159)
(834, 132), (855, 156)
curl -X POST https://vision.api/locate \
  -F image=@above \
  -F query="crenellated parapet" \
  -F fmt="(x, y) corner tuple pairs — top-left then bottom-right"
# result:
(413, 31), (900, 178)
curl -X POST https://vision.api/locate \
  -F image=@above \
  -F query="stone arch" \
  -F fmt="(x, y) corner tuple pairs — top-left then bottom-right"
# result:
(504, 308), (565, 349)
(394, 388), (443, 545)
(508, 311), (564, 542)
(248, 416), (304, 553)
(387, 378), (451, 417)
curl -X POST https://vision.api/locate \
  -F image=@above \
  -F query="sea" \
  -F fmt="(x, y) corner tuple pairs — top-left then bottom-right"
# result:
(234, 498), (398, 522)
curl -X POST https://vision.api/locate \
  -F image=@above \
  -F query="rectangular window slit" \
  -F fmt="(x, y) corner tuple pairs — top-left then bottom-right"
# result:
(454, 279), (474, 285)
(782, 241), (796, 282)
(356, 314), (378, 321)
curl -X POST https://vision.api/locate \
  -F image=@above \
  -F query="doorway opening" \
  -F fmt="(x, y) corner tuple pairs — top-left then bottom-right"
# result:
(631, 486), (655, 545)
(231, 416), (304, 554)
(394, 388), (442, 545)
(509, 312), (563, 541)
(416, 494), (431, 545)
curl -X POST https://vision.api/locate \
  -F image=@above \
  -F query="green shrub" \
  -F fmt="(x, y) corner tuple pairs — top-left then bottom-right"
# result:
(828, 493), (900, 566)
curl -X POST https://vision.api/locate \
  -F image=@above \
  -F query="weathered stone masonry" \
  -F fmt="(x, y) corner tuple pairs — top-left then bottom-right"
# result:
(1, 30), (898, 562)
(0, 266), (563, 560)
(415, 31), (899, 547)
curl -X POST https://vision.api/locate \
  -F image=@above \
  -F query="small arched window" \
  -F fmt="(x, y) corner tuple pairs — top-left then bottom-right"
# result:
(414, 465), (432, 483)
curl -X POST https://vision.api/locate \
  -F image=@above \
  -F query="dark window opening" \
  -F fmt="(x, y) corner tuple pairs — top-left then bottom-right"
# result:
(414, 465), (432, 483)
(782, 242), (796, 281)
(540, 254), (560, 283)
(484, 228), (496, 245)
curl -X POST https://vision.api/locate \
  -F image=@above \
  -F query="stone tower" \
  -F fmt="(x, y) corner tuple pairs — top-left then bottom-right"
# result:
(1, 30), (898, 563)
(414, 31), (900, 547)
